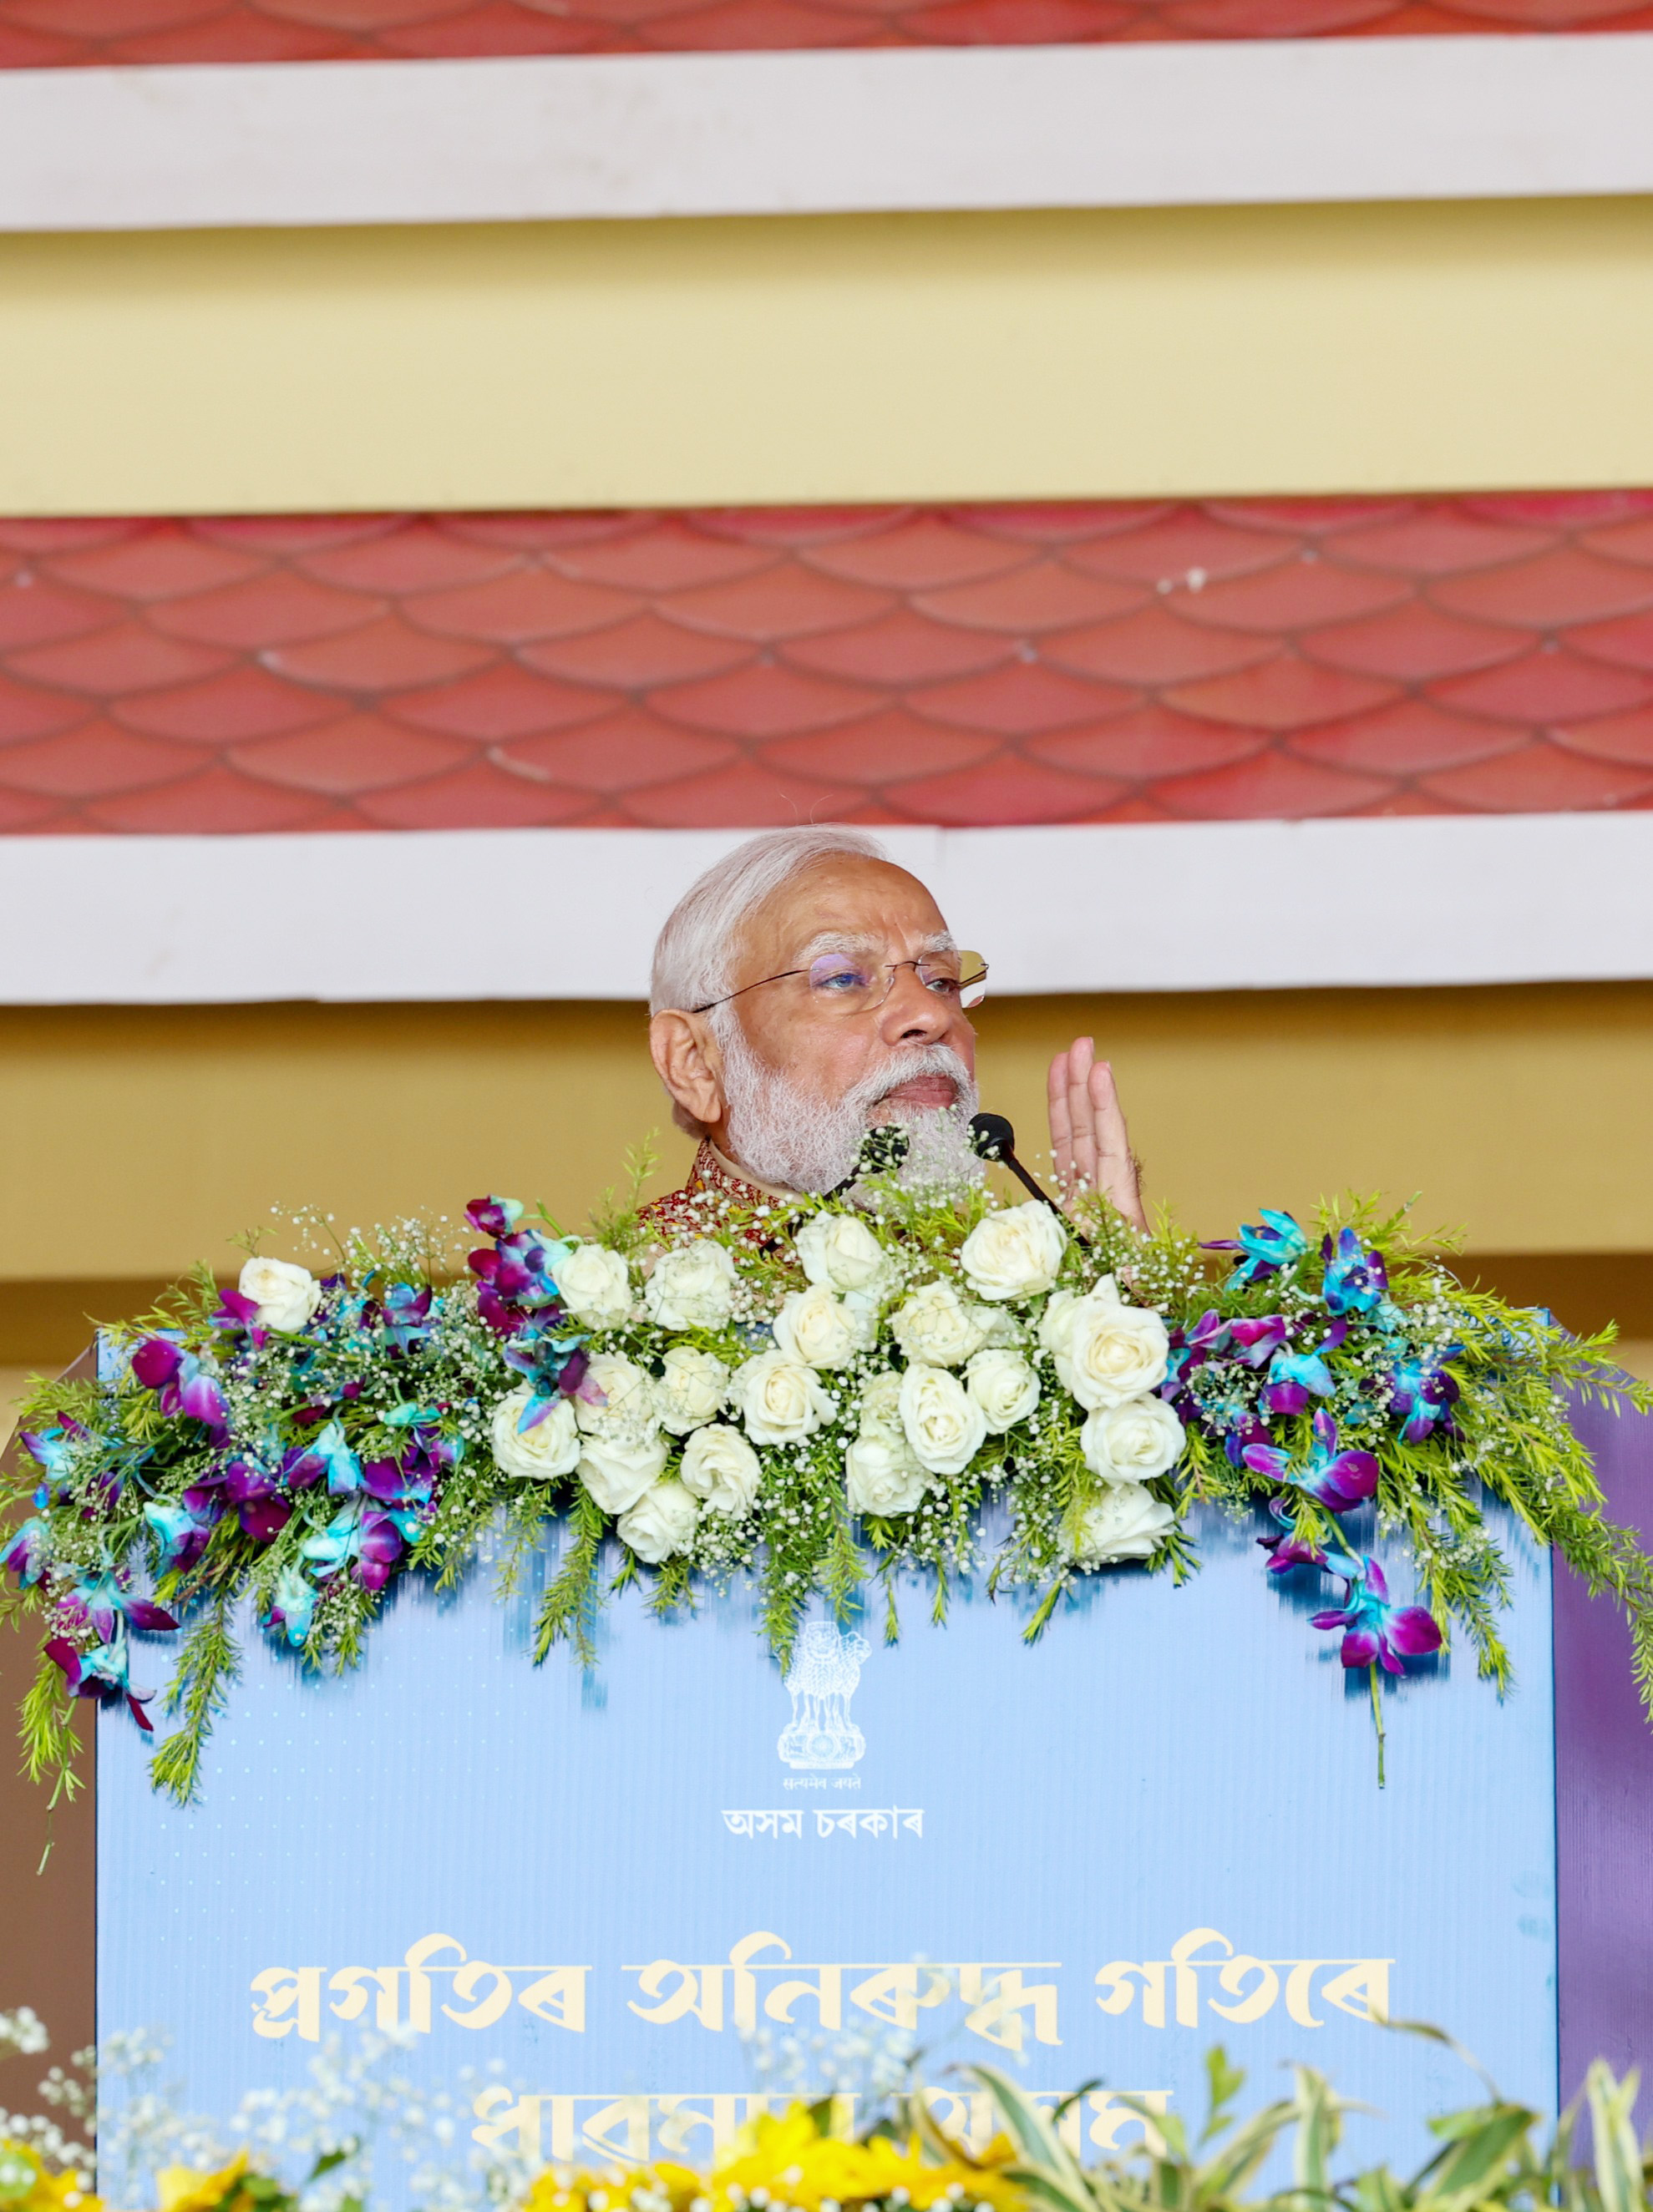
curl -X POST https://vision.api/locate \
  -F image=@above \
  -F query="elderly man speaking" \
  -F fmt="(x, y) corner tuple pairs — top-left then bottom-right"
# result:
(646, 827), (1145, 1233)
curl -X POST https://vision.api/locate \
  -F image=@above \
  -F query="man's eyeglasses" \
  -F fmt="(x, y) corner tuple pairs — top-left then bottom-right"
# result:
(692, 950), (988, 1018)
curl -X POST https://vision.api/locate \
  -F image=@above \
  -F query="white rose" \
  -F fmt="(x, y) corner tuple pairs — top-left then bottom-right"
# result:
(489, 1383), (581, 1481)
(578, 1430), (670, 1515)
(643, 1240), (738, 1331)
(856, 1369), (906, 1442)
(965, 1348), (1041, 1435)
(679, 1422), (762, 1516)
(1081, 1395), (1186, 1485)
(794, 1212), (893, 1297)
(772, 1284), (863, 1370)
(890, 1279), (988, 1368)
(899, 1363), (988, 1478)
(959, 1202), (1067, 1303)
(1069, 1483), (1177, 1567)
(1039, 1277), (1169, 1410)
(655, 1345), (729, 1435)
(553, 1242), (631, 1329)
(732, 1352), (834, 1447)
(616, 1478), (700, 1564)
(239, 1255), (321, 1334)
(845, 1431), (929, 1517)
(574, 1352), (658, 1437)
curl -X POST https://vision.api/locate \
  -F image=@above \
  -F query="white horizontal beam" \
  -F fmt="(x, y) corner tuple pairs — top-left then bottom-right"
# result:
(3, 38), (1653, 233)
(3, 815), (1651, 1003)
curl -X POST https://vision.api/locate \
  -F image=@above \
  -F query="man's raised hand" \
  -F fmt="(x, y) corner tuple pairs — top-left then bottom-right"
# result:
(1047, 1036), (1147, 1233)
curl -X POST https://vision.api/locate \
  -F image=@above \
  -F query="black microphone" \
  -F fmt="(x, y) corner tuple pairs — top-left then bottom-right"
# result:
(969, 1112), (1083, 1240)
(827, 1123), (911, 1199)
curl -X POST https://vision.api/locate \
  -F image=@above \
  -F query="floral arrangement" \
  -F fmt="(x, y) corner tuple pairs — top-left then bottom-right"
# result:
(5, 1137), (1651, 1801)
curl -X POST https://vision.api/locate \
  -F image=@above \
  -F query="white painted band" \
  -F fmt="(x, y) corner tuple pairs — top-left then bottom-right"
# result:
(3, 38), (1653, 234)
(0, 814), (1647, 1004)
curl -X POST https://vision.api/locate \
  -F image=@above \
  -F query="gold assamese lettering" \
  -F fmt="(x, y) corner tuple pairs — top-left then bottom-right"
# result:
(625, 1930), (1060, 2053)
(472, 2086), (1168, 2165)
(251, 1935), (588, 2042)
(1094, 1928), (1391, 2030)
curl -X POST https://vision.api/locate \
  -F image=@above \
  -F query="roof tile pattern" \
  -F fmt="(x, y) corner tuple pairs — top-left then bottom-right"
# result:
(3, 0), (1651, 62)
(5, 494), (1653, 833)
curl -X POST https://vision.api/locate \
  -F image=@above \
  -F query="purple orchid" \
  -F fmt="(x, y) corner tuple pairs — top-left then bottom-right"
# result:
(467, 1197), (574, 1329)
(358, 1455), (434, 1511)
(129, 1339), (230, 1440)
(1321, 1227), (1389, 1318)
(1243, 1410), (1379, 1513)
(1204, 1209), (1308, 1286)
(1311, 1551), (1443, 1673)
(1388, 1354), (1462, 1444)
(57, 1570), (177, 1643)
(44, 1634), (156, 1733)
(210, 1288), (265, 1344)
(1256, 1497), (1330, 1576)
(466, 1195), (524, 1240)
(221, 1460), (293, 1544)
(143, 1498), (216, 1573)
(1260, 1319), (1349, 1416)
(1229, 1315), (1291, 1368)
(1223, 1415), (1272, 1469)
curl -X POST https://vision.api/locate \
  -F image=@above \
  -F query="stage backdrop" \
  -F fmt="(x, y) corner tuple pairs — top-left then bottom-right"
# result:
(98, 1502), (1556, 2187)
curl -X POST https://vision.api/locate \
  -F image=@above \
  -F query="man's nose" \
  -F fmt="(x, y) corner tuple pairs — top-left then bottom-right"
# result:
(879, 964), (955, 1044)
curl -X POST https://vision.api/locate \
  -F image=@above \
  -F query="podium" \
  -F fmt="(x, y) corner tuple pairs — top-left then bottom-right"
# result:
(95, 1465), (1587, 2192)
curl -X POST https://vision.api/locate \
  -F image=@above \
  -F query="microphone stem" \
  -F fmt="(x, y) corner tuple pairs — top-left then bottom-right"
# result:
(999, 1147), (1089, 1248)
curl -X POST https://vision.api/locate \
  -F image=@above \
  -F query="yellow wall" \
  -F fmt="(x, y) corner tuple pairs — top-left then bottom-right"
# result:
(2, 983), (1651, 1358)
(6, 197), (1653, 514)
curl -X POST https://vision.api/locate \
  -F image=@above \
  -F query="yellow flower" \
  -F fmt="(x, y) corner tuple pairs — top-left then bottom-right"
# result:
(710, 2107), (1022, 2212)
(0, 2138), (102, 2212)
(155, 2154), (251, 2212)
(517, 2105), (1025, 2212)
(520, 2162), (702, 2212)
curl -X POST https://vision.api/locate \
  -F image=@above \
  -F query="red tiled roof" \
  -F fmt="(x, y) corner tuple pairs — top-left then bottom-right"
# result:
(3, 0), (1652, 64)
(5, 495), (1653, 833)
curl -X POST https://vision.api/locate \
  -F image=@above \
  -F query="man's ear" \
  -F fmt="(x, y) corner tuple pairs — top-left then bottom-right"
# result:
(649, 1010), (726, 1133)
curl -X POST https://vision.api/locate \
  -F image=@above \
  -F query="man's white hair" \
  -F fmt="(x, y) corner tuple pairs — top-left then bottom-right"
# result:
(649, 826), (890, 1018)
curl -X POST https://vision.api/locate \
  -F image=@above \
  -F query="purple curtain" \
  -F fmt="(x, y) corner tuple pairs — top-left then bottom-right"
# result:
(1558, 1395), (1653, 2111)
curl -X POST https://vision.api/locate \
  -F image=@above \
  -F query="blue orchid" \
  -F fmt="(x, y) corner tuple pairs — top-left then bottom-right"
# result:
(1205, 1209), (1308, 1286)
(503, 1317), (590, 1400)
(1162, 1310), (1226, 1401)
(144, 1498), (216, 1574)
(44, 1631), (157, 1733)
(19, 1425), (81, 1485)
(302, 1500), (423, 1592)
(1321, 1227), (1388, 1317)
(311, 1420), (363, 1496)
(263, 1562), (318, 1648)
(379, 1284), (434, 1354)
(1261, 1319), (1348, 1415)
(3, 1516), (50, 1587)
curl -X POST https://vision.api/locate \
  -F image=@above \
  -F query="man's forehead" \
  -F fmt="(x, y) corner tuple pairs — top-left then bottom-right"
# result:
(748, 858), (950, 959)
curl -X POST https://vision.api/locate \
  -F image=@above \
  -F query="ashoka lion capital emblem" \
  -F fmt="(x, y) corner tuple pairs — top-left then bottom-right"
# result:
(778, 1622), (870, 1769)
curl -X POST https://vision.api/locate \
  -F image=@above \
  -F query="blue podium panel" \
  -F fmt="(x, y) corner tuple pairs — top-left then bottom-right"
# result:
(99, 1507), (1557, 2184)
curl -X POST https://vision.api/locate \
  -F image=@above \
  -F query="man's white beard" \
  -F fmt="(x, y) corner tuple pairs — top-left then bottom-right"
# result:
(717, 1025), (982, 1196)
